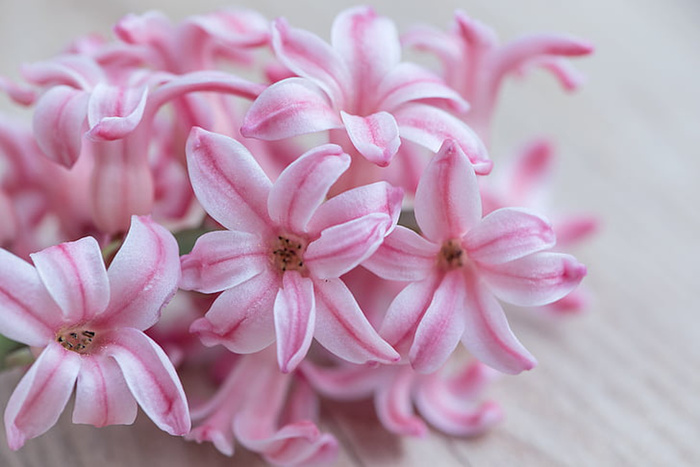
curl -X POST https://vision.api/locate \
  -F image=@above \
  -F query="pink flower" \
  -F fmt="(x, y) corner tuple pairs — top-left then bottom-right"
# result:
(181, 128), (402, 372)
(0, 216), (188, 449)
(363, 139), (587, 374)
(241, 6), (489, 172)
(188, 348), (338, 466)
(302, 357), (501, 438)
(404, 10), (593, 142)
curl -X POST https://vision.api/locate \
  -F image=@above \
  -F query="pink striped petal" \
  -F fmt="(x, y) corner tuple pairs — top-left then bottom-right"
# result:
(464, 208), (556, 265)
(507, 139), (554, 203)
(274, 271), (316, 373)
(186, 127), (272, 234)
(375, 367), (427, 437)
(376, 62), (469, 113)
(313, 278), (399, 365)
(89, 140), (154, 235)
(180, 230), (268, 293)
(4, 342), (81, 450)
(99, 216), (180, 330)
(305, 213), (393, 279)
(190, 270), (278, 353)
(363, 226), (439, 281)
(409, 270), (467, 374)
(268, 144), (350, 233)
(493, 34), (594, 84)
(299, 363), (379, 400)
(341, 111), (400, 167)
(72, 355), (137, 427)
(395, 103), (492, 175)
(30, 236), (110, 324)
(308, 181), (403, 234)
(479, 252), (587, 307)
(331, 6), (400, 101)
(86, 83), (148, 141)
(271, 18), (350, 104)
(32, 85), (88, 167)
(184, 9), (270, 48)
(461, 275), (536, 374)
(104, 328), (190, 435)
(379, 273), (441, 355)
(240, 78), (343, 140)
(21, 55), (103, 89)
(0, 249), (60, 346)
(414, 139), (482, 243)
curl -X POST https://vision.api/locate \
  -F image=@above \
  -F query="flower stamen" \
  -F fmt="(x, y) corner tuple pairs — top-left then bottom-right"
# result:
(57, 329), (96, 353)
(272, 235), (307, 273)
(438, 239), (466, 270)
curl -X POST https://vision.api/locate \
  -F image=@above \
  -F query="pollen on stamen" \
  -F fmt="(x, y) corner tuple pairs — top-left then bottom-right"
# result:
(438, 238), (466, 270)
(57, 329), (96, 354)
(271, 234), (307, 273)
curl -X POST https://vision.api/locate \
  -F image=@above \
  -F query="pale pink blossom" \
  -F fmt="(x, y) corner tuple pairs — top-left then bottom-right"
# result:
(241, 6), (490, 173)
(302, 357), (501, 438)
(188, 348), (338, 466)
(180, 127), (401, 372)
(0, 216), (188, 449)
(363, 139), (587, 374)
(404, 10), (593, 141)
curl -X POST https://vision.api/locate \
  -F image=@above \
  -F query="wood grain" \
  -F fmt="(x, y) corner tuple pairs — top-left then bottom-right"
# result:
(0, 0), (698, 465)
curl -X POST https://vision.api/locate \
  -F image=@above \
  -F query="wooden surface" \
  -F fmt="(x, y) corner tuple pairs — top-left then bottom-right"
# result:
(1, 0), (698, 465)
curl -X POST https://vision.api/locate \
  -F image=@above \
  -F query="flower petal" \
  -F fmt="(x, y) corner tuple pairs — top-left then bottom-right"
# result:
(0, 249), (60, 346)
(104, 328), (190, 435)
(271, 18), (350, 104)
(305, 213), (393, 279)
(274, 271), (316, 373)
(186, 127), (272, 234)
(240, 78), (343, 140)
(375, 367), (427, 437)
(363, 226), (439, 282)
(379, 273), (441, 356)
(190, 270), (278, 353)
(313, 278), (399, 364)
(479, 252), (587, 307)
(409, 270), (467, 373)
(72, 355), (137, 427)
(268, 144), (350, 233)
(464, 208), (556, 265)
(99, 216), (180, 330)
(414, 139), (482, 243)
(395, 103), (492, 175)
(32, 85), (88, 168)
(376, 62), (468, 113)
(331, 6), (400, 105)
(341, 111), (401, 167)
(180, 230), (268, 293)
(4, 342), (81, 450)
(461, 275), (536, 374)
(86, 83), (149, 141)
(308, 181), (403, 234)
(30, 236), (110, 324)
(299, 362), (380, 400)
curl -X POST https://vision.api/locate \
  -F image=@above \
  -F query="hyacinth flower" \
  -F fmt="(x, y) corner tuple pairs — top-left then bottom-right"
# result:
(403, 10), (593, 142)
(188, 348), (338, 465)
(241, 6), (490, 180)
(480, 139), (598, 314)
(0, 216), (188, 449)
(11, 53), (264, 234)
(301, 357), (501, 438)
(180, 127), (401, 372)
(363, 139), (587, 374)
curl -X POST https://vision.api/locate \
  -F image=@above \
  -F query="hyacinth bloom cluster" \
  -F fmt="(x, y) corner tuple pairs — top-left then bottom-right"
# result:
(0, 5), (594, 466)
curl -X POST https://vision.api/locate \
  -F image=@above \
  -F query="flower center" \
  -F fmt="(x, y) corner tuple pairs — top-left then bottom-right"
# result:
(438, 239), (466, 270)
(57, 329), (96, 354)
(271, 235), (307, 273)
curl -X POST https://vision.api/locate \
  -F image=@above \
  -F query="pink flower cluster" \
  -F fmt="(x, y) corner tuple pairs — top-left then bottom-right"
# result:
(0, 6), (596, 466)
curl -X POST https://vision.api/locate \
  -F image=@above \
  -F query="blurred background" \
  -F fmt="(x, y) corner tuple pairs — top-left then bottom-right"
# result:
(0, 0), (698, 465)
